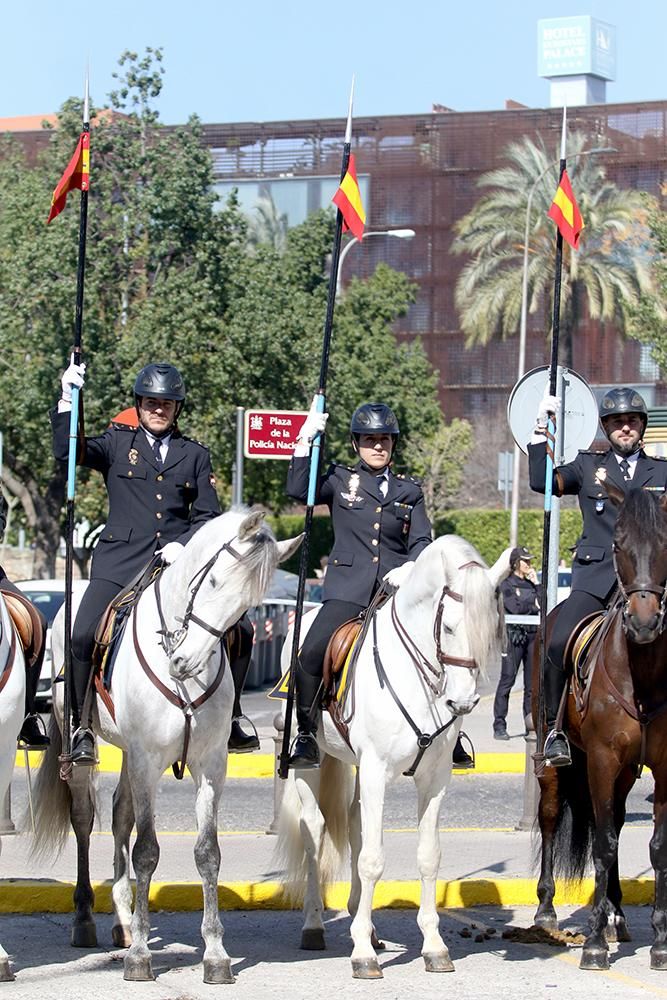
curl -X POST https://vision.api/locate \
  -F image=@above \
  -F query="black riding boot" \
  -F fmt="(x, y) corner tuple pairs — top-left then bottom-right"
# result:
(17, 655), (50, 749)
(543, 656), (571, 767)
(288, 668), (323, 769)
(70, 654), (97, 766)
(228, 639), (259, 753)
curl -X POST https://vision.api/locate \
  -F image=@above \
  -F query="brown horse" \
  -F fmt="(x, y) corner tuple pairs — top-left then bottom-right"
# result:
(533, 481), (667, 971)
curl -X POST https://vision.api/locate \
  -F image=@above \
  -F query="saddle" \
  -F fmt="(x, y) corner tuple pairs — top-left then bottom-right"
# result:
(561, 608), (611, 724)
(1, 589), (45, 670)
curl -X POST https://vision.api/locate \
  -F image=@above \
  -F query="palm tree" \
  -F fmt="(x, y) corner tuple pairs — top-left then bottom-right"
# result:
(246, 192), (289, 253)
(451, 132), (654, 367)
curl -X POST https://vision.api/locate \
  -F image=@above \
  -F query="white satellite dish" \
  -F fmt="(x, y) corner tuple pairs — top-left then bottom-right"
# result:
(508, 366), (599, 464)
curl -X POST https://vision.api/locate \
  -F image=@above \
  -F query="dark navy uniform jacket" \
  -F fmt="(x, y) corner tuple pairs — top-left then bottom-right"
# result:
(501, 573), (540, 617)
(286, 457), (432, 606)
(528, 441), (667, 600)
(52, 410), (221, 586)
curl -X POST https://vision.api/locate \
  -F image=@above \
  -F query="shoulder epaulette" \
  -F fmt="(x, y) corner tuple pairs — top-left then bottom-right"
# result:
(333, 462), (355, 472)
(580, 449), (607, 455)
(110, 421), (136, 432)
(649, 454), (667, 462)
(181, 434), (210, 451)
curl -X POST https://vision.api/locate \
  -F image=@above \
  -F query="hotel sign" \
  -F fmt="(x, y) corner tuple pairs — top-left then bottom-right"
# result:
(538, 16), (616, 81)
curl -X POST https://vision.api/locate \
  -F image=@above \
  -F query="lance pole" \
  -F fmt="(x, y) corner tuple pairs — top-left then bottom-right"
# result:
(536, 107), (567, 762)
(278, 80), (355, 779)
(61, 75), (90, 769)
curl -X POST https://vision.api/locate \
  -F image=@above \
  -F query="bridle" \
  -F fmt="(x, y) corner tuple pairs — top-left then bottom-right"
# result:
(373, 560), (484, 776)
(612, 542), (667, 637)
(155, 537), (250, 656)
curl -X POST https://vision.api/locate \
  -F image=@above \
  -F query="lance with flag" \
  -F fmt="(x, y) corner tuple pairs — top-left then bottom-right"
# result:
(278, 79), (364, 778)
(535, 107), (584, 770)
(49, 75), (91, 774)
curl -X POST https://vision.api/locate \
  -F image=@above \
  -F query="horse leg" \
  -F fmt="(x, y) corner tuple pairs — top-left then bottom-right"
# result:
(649, 775), (667, 969)
(190, 756), (234, 984)
(606, 767), (634, 945)
(534, 769), (560, 931)
(349, 754), (385, 980)
(111, 755), (135, 948)
(295, 769), (327, 951)
(124, 761), (161, 981)
(69, 768), (98, 948)
(414, 759), (455, 973)
(580, 766), (620, 971)
(346, 770), (383, 951)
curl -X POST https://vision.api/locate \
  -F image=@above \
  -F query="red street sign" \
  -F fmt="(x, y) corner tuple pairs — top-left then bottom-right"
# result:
(244, 409), (308, 460)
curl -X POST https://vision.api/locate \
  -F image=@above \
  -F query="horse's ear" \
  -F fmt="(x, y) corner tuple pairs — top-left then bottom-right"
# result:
(276, 533), (304, 564)
(238, 508), (266, 541)
(604, 479), (625, 508)
(487, 546), (512, 588)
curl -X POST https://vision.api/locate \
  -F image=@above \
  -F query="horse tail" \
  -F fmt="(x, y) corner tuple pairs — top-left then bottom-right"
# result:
(535, 744), (594, 882)
(274, 753), (353, 904)
(27, 714), (74, 860)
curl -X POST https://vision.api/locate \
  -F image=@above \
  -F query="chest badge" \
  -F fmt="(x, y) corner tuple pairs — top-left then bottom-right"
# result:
(128, 448), (139, 465)
(341, 472), (364, 504)
(594, 466), (607, 486)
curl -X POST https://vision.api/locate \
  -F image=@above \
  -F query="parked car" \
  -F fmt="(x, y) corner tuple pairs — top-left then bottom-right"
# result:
(16, 579), (89, 709)
(536, 568), (572, 605)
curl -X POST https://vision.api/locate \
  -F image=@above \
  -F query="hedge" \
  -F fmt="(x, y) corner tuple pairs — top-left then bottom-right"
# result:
(269, 508), (583, 576)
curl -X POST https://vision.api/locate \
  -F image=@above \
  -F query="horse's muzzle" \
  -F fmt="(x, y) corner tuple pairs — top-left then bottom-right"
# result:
(446, 695), (479, 716)
(624, 592), (664, 644)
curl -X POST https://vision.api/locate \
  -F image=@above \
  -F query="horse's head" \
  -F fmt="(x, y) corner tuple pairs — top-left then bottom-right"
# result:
(610, 483), (667, 644)
(407, 538), (508, 715)
(163, 508), (302, 681)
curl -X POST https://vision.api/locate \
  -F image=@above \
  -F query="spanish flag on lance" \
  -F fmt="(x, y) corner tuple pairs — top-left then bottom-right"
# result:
(332, 153), (366, 241)
(547, 169), (584, 250)
(47, 132), (90, 224)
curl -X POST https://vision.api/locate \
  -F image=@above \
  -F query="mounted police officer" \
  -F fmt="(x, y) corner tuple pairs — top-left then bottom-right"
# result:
(53, 359), (258, 764)
(285, 399), (473, 770)
(528, 385), (667, 766)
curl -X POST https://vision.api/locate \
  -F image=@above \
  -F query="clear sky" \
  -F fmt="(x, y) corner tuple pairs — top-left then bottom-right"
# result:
(2, 0), (665, 126)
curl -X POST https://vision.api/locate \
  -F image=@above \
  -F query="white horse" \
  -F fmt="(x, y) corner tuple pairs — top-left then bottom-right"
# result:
(31, 508), (300, 985)
(0, 594), (26, 982)
(277, 534), (510, 979)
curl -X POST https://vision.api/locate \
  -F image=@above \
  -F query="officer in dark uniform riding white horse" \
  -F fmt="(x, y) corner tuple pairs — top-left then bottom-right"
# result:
(285, 400), (474, 770)
(528, 386), (667, 766)
(53, 359), (258, 764)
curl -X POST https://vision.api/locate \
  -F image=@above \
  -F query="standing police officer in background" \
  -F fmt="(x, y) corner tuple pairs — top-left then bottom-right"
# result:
(285, 399), (474, 770)
(53, 359), (258, 764)
(528, 386), (667, 766)
(493, 545), (539, 740)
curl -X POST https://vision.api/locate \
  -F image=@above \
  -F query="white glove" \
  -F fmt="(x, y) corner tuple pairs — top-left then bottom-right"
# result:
(383, 561), (414, 591)
(536, 393), (560, 429)
(159, 541), (185, 565)
(296, 395), (329, 444)
(61, 356), (86, 403)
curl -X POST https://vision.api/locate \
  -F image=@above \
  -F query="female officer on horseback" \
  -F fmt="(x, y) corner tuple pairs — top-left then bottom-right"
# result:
(285, 400), (473, 770)
(53, 359), (258, 764)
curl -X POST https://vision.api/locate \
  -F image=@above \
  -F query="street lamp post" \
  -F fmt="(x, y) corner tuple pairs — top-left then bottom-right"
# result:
(509, 147), (615, 547)
(335, 228), (416, 298)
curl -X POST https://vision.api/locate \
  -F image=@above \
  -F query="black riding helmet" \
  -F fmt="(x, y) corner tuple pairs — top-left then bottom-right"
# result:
(350, 403), (400, 458)
(134, 363), (186, 424)
(598, 387), (648, 435)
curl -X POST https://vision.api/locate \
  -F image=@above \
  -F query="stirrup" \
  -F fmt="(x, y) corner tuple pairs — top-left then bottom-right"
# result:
(17, 713), (50, 751)
(288, 733), (320, 770)
(543, 727), (572, 767)
(71, 726), (98, 766)
(228, 715), (260, 753)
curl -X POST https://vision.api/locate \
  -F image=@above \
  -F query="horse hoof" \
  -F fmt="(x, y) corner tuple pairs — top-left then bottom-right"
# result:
(0, 959), (15, 982)
(534, 912), (558, 932)
(301, 928), (326, 951)
(124, 954), (154, 981)
(424, 952), (455, 973)
(371, 930), (385, 951)
(111, 924), (132, 948)
(605, 918), (631, 944)
(203, 958), (235, 984)
(580, 947), (609, 971)
(71, 922), (97, 948)
(651, 946), (667, 970)
(352, 957), (383, 979)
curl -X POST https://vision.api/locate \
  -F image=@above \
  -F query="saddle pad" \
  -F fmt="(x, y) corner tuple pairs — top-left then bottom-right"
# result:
(267, 635), (361, 705)
(570, 612), (606, 680)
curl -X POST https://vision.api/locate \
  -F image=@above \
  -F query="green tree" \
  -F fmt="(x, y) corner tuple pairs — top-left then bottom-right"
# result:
(625, 198), (667, 370)
(451, 132), (653, 367)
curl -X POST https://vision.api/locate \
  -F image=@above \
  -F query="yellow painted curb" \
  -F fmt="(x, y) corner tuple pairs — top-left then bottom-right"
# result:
(0, 877), (655, 913)
(14, 749), (526, 778)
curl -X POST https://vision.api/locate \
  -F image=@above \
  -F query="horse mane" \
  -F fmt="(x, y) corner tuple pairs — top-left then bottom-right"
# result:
(181, 507), (278, 606)
(616, 487), (666, 545)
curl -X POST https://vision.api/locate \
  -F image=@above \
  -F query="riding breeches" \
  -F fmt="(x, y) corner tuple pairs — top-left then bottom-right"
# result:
(544, 589), (609, 725)
(298, 599), (365, 678)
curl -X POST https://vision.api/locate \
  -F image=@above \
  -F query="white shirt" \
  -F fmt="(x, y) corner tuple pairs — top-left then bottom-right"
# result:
(614, 451), (638, 480)
(143, 429), (171, 464)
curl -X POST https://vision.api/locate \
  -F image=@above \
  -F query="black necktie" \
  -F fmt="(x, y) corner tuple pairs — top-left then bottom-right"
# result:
(620, 459), (631, 481)
(152, 438), (163, 467)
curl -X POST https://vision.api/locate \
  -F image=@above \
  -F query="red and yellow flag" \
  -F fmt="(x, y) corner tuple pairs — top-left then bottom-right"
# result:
(332, 153), (366, 240)
(47, 132), (90, 224)
(547, 169), (584, 250)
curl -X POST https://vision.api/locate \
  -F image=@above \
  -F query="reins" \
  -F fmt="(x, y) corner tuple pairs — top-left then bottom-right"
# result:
(373, 560), (483, 777)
